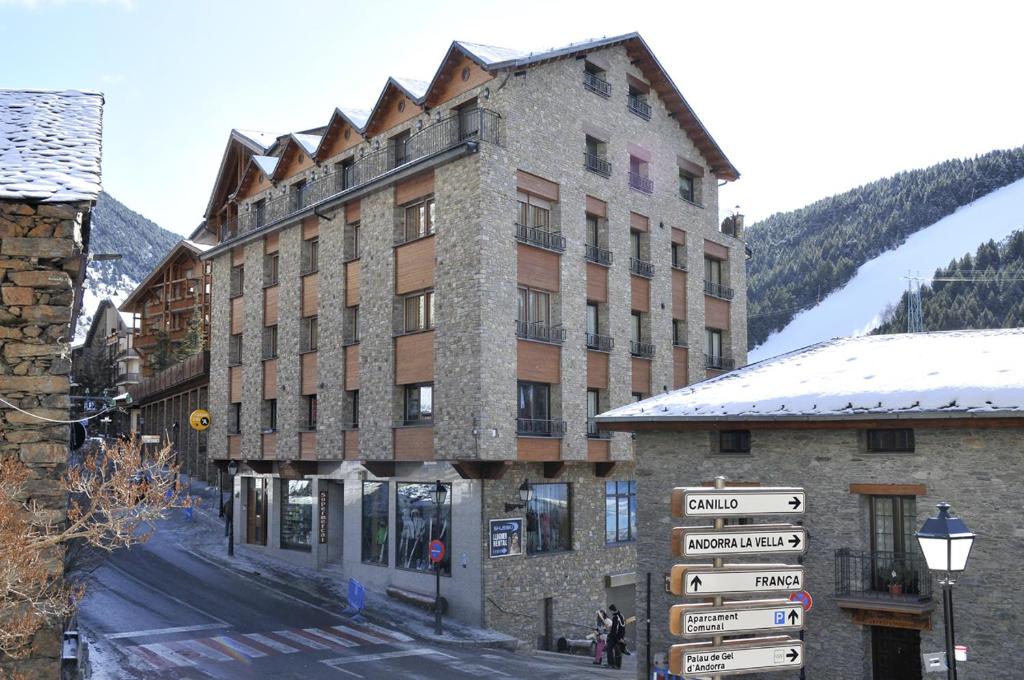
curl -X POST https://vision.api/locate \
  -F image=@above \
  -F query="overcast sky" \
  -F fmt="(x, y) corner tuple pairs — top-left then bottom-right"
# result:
(2, 0), (1022, 236)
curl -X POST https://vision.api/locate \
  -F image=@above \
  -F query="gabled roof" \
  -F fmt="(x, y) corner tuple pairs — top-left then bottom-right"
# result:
(233, 128), (278, 152)
(203, 128), (280, 219)
(83, 298), (123, 347)
(313, 107), (370, 160)
(269, 134), (321, 181)
(598, 329), (1024, 425)
(252, 155), (279, 177)
(120, 240), (209, 311)
(454, 41), (530, 67)
(362, 77), (427, 136)
(0, 89), (104, 203)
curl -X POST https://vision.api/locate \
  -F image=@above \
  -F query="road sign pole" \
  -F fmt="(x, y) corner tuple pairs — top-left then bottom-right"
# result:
(712, 475), (725, 680)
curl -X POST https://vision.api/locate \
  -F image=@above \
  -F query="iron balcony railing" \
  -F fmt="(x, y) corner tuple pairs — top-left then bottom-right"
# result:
(585, 242), (613, 265)
(516, 320), (566, 344)
(704, 280), (735, 300)
(628, 95), (652, 120)
(587, 419), (612, 439)
(517, 418), (567, 437)
(835, 548), (932, 602)
(515, 223), (566, 252)
(583, 71), (611, 97)
(629, 171), (654, 194)
(584, 152), (612, 177)
(630, 340), (656, 358)
(586, 332), (614, 352)
(630, 257), (655, 278)
(705, 354), (735, 370)
(216, 109), (501, 243)
(128, 351), (210, 404)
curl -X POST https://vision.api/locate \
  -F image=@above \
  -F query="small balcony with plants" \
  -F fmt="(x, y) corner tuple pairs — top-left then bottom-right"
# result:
(834, 549), (934, 614)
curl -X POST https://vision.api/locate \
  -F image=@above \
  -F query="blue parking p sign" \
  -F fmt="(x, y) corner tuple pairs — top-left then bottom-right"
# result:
(774, 610), (786, 625)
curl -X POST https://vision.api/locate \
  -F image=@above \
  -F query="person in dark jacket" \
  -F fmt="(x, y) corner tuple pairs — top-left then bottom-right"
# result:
(606, 604), (626, 669)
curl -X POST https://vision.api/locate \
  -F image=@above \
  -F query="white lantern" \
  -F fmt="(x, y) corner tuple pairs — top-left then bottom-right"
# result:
(915, 502), (975, 573)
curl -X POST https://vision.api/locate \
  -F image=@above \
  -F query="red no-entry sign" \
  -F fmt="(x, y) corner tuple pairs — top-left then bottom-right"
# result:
(789, 590), (813, 612)
(428, 539), (446, 564)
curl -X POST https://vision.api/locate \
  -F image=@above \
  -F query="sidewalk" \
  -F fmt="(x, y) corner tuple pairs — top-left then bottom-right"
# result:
(177, 477), (519, 651)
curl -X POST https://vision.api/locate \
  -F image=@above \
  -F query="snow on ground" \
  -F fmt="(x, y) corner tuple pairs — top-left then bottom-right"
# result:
(750, 176), (1024, 362)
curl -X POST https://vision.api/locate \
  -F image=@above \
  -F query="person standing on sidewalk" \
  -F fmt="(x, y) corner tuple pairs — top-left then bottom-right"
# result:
(606, 604), (625, 669)
(593, 609), (611, 666)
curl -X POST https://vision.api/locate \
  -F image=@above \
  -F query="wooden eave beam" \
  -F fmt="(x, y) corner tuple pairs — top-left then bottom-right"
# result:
(599, 416), (1024, 432)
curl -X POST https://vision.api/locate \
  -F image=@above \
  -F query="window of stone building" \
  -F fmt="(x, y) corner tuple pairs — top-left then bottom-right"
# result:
(587, 389), (610, 438)
(718, 430), (751, 453)
(628, 155), (652, 193)
(631, 392), (644, 402)
(403, 198), (435, 243)
(362, 481), (389, 565)
(262, 325), (277, 359)
(605, 481), (637, 544)
(230, 265), (244, 298)
(403, 291), (434, 333)
(292, 180), (308, 211)
(391, 130), (411, 167)
(348, 222), (360, 260)
(301, 237), (319, 274)
(254, 199), (266, 229)
(229, 403), (242, 434)
(263, 253), (279, 287)
(516, 380), (551, 434)
(261, 398), (277, 433)
(673, 319), (686, 347)
(526, 482), (572, 554)
(228, 333), (243, 366)
(517, 287), (551, 328)
(301, 316), (319, 352)
(584, 135), (611, 177)
(517, 194), (552, 233)
(344, 306), (360, 345)
(705, 328), (723, 365)
(583, 61), (611, 97)
(280, 479), (313, 552)
(866, 429), (915, 453)
(396, 482), (451, 575)
(679, 170), (696, 203)
(672, 242), (687, 270)
(348, 390), (359, 429)
(868, 496), (919, 596)
(403, 383), (433, 424)
(631, 311), (644, 344)
(302, 395), (317, 431)
(338, 157), (356, 190)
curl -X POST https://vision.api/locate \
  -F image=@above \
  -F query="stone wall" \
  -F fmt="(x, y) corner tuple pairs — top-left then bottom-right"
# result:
(634, 426), (1024, 680)
(0, 199), (89, 677)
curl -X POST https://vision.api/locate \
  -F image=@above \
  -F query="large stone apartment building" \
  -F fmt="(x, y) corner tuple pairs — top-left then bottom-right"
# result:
(598, 329), (1024, 679)
(199, 33), (745, 644)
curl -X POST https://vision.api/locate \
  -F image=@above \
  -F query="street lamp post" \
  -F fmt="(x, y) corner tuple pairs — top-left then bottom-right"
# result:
(432, 480), (448, 636)
(915, 502), (976, 680)
(226, 460), (238, 557)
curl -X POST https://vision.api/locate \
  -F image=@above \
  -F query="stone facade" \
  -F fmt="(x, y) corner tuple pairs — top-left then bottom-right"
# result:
(201, 36), (744, 645)
(0, 199), (90, 678)
(632, 425), (1024, 679)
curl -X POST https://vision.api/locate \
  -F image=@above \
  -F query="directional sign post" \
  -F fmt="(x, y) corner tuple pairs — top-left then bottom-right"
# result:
(673, 524), (807, 558)
(673, 487), (806, 518)
(670, 599), (804, 638)
(671, 563), (805, 597)
(670, 637), (804, 677)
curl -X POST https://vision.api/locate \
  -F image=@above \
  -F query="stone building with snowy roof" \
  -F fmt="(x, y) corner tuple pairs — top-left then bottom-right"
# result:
(193, 31), (746, 646)
(0, 88), (102, 675)
(597, 328), (1024, 679)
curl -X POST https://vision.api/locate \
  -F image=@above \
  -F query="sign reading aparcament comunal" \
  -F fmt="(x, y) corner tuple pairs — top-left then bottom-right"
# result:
(670, 600), (804, 638)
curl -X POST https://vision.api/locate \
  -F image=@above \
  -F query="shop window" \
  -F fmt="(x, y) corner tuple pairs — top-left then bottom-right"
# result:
(719, 429), (751, 453)
(361, 481), (389, 565)
(404, 383), (433, 424)
(280, 479), (313, 552)
(526, 483), (572, 554)
(866, 429), (915, 453)
(605, 481), (637, 544)
(396, 482), (451, 575)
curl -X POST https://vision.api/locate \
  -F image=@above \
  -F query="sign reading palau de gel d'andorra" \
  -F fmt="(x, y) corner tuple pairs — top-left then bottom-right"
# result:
(667, 485), (808, 677)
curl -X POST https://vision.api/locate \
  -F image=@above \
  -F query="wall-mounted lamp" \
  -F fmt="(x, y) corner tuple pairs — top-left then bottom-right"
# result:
(482, 87), (491, 101)
(504, 479), (533, 513)
(417, 119), (424, 131)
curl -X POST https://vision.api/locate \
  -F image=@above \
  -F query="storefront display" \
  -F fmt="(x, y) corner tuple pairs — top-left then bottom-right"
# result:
(362, 481), (389, 565)
(396, 482), (451, 575)
(526, 483), (571, 554)
(280, 479), (313, 552)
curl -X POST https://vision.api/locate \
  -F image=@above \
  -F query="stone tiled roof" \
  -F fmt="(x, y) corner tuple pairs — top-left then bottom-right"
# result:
(598, 329), (1024, 423)
(0, 89), (104, 202)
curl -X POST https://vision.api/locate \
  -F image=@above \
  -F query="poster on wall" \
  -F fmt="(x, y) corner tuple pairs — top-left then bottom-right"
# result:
(489, 518), (523, 558)
(318, 490), (328, 544)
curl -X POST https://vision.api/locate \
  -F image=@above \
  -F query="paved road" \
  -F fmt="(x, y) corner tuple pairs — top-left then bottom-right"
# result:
(78, 517), (635, 679)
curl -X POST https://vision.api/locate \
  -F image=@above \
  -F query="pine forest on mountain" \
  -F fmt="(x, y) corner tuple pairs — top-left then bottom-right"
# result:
(873, 230), (1024, 335)
(745, 146), (1024, 349)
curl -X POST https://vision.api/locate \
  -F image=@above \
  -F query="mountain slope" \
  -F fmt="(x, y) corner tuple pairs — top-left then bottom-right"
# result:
(75, 192), (180, 341)
(746, 146), (1024, 349)
(748, 177), (1024, 362)
(874, 230), (1024, 335)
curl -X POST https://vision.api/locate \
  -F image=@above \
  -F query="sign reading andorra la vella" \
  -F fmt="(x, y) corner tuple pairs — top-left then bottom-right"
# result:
(489, 518), (523, 558)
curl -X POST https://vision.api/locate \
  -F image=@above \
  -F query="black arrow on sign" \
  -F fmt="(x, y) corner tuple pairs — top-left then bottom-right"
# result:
(786, 648), (799, 662)
(788, 496), (801, 510)
(788, 534), (801, 548)
(689, 575), (702, 591)
(788, 609), (799, 625)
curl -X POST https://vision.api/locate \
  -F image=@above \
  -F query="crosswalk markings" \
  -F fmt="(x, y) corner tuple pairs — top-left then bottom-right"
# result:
(124, 622), (410, 670)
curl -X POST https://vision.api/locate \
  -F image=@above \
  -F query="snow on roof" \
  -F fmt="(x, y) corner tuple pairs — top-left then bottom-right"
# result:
(118, 311), (135, 328)
(598, 329), (1024, 423)
(234, 128), (279, 151)
(292, 133), (322, 156)
(252, 155), (278, 177)
(182, 239), (212, 253)
(392, 77), (429, 100)
(0, 89), (103, 203)
(339, 107), (371, 129)
(455, 41), (530, 67)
